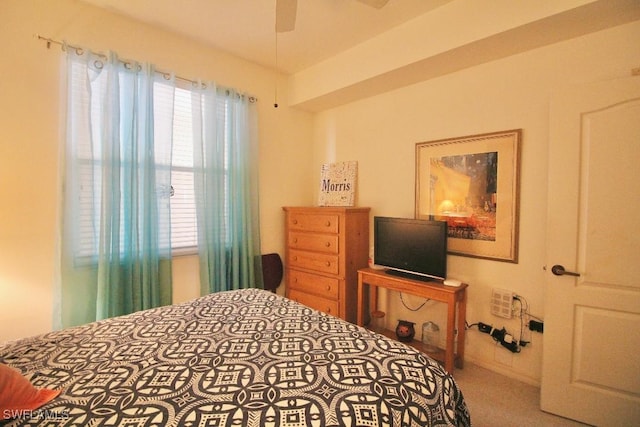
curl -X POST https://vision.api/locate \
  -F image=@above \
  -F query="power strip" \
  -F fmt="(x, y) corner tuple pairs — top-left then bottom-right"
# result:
(478, 322), (520, 353)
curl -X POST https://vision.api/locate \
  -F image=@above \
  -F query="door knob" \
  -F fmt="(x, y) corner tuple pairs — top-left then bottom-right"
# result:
(551, 264), (580, 277)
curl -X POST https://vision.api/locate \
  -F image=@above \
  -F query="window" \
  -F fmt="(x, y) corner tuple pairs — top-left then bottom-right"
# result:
(165, 83), (234, 253)
(67, 48), (250, 263)
(167, 84), (198, 253)
(72, 68), (211, 259)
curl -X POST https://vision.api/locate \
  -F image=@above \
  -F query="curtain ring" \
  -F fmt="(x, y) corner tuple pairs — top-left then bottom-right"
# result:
(163, 73), (171, 81)
(94, 60), (103, 70)
(75, 47), (84, 56)
(124, 62), (132, 70)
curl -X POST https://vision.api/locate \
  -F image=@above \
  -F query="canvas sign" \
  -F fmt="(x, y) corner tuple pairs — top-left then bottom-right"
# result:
(318, 161), (357, 206)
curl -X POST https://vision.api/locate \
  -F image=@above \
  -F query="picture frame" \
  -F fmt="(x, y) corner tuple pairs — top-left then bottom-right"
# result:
(415, 129), (521, 263)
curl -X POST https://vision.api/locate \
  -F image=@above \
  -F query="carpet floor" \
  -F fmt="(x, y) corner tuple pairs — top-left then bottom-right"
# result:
(453, 362), (592, 427)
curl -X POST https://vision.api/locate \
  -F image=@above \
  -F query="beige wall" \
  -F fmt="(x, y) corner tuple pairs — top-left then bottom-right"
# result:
(311, 21), (640, 384)
(0, 0), (312, 341)
(2, 0), (639, 386)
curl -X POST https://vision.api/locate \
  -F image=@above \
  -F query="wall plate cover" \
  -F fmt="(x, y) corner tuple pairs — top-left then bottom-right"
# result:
(491, 288), (514, 319)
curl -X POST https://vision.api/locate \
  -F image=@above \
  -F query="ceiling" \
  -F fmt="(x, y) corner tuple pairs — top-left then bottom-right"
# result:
(79, 0), (452, 74)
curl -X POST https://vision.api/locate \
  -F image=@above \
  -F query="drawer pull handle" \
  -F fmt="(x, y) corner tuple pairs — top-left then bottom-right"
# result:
(293, 238), (298, 244)
(293, 256), (298, 261)
(325, 261), (331, 267)
(293, 219), (298, 225)
(326, 285), (331, 291)
(325, 221), (331, 227)
(326, 307), (332, 313)
(325, 242), (331, 247)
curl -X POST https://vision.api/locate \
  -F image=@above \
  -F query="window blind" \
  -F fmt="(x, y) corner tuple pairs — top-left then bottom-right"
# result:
(168, 84), (198, 251)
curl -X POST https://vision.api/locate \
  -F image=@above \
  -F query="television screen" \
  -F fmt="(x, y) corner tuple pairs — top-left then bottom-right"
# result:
(374, 216), (447, 281)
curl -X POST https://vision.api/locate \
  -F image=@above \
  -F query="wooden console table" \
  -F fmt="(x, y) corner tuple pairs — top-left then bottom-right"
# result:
(357, 267), (468, 373)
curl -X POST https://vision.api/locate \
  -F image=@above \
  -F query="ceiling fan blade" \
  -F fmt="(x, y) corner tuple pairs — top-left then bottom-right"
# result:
(276, 0), (297, 32)
(357, 0), (390, 8)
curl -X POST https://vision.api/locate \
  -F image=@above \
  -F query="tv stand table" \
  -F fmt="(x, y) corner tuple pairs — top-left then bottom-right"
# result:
(357, 268), (467, 373)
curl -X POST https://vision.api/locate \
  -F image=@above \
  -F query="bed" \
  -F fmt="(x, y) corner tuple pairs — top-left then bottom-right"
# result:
(0, 288), (470, 426)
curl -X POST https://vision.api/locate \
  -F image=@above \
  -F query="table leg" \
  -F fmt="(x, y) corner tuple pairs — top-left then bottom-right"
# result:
(445, 295), (456, 373)
(357, 273), (364, 326)
(369, 285), (378, 326)
(456, 289), (467, 369)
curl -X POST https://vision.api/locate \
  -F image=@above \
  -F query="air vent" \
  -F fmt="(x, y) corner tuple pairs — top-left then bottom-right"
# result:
(491, 288), (514, 319)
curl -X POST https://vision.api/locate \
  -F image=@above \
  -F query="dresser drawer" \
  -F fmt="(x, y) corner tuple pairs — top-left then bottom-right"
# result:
(288, 269), (340, 300)
(288, 213), (339, 234)
(289, 249), (339, 275)
(288, 232), (339, 254)
(283, 206), (370, 323)
(288, 289), (339, 317)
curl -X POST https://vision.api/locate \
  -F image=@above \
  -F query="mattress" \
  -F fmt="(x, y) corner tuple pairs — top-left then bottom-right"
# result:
(0, 288), (470, 426)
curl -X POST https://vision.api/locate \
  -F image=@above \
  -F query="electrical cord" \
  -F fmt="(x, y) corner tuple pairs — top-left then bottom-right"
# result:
(399, 293), (430, 311)
(513, 296), (527, 347)
(513, 295), (541, 346)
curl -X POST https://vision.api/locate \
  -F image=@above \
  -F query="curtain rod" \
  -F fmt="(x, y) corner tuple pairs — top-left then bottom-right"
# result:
(36, 34), (258, 103)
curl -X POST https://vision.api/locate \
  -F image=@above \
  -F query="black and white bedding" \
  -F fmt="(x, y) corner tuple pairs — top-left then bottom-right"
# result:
(0, 288), (470, 426)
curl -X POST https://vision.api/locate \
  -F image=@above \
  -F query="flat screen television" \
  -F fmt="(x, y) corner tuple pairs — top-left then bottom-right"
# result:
(373, 216), (447, 282)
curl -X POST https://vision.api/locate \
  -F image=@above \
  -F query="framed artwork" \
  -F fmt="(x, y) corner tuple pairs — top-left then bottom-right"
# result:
(415, 129), (521, 263)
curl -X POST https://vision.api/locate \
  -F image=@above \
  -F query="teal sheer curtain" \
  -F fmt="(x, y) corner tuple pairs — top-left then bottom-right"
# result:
(58, 48), (174, 328)
(191, 82), (263, 294)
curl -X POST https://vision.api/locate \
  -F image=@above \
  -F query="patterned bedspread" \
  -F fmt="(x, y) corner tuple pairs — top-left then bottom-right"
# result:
(1, 288), (470, 426)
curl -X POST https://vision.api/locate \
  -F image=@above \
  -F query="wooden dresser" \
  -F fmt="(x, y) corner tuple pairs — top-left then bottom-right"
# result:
(283, 206), (370, 323)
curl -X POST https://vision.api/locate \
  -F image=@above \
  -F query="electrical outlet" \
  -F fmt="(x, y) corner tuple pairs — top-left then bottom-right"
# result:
(490, 288), (514, 319)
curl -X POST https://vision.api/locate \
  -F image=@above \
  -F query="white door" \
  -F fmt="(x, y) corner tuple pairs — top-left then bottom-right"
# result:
(541, 76), (640, 426)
